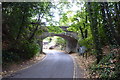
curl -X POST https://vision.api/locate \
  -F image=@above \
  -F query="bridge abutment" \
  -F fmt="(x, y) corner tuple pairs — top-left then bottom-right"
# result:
(66, 39), (78, 53)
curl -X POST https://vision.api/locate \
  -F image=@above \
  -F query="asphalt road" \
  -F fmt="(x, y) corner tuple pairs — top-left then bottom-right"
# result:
(5, 50), (74, 78)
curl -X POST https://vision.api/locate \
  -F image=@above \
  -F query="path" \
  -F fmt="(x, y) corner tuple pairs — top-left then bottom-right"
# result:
(3, 50), (74, 79)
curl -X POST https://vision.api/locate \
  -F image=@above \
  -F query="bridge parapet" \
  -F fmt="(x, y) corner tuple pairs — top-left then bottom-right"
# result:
(36, 32), (78, 40)
(62, 32), (78, 39)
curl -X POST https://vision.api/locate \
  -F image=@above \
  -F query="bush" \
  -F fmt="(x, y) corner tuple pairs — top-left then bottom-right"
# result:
(78, 37), (94, 51)
(90, 53), (120, 79)
(20, 42), (40, 59)
(2, 50), (20, 62)
(2, 41), (40, 62)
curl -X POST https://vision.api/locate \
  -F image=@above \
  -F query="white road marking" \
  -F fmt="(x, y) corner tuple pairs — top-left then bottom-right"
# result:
(69, 55), (77, 79)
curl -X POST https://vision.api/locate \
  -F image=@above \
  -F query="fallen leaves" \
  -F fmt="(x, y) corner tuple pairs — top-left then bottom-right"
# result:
(71, 53), (96, 78)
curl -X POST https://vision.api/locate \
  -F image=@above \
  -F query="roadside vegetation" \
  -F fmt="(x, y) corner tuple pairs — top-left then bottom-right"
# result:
(2, 1), (120, 79)
(60, 2), (120, 79)
(43, 36), (66, 50)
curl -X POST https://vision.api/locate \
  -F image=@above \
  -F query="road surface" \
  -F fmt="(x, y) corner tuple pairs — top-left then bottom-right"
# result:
(4, 50), (74, 78)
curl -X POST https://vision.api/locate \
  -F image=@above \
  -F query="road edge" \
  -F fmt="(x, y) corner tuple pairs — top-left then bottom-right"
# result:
(3, 54), (47, 78)
(69, 55), (77, 79)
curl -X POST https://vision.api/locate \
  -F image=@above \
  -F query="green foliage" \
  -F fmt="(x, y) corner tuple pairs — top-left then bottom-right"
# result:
(20, 42), (40, 59)
(2, 2), (54, 63)
(78, 36), (93, 49)
(90, 53), (120, 79)
(59, 2), (120, 78)
(55, 37), (66, 50)
(2, 51), (20, 62)
(56, 37), (66, 45)
(3, 41), (40, 62)
(47, 26), (64, 34)
(2, 2), (120, 79)
(60, 13), (68, 25)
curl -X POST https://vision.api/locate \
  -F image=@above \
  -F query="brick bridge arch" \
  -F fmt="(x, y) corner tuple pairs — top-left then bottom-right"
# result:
(36, 26), (78, 53)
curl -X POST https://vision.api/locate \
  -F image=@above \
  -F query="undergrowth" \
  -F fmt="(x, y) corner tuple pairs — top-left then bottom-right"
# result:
(89, 52), (120, 79)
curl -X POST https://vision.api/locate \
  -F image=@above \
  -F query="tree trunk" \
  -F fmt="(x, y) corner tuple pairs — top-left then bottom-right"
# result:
(28, 13), (43, 41)
(84, 15), (88, 38)
(16, 15), (25, 40)
(114, 2), (120, 30)
(84, 29), (88, 38)
(28, 25), (39, 41)
(114, 3), (120, 45)
(100, 2), (112, 45)
(87, 2), (102, 64)
(79, 26), (84, 39)
(104, 2), (118, 46)
(28, 5), (48, 42)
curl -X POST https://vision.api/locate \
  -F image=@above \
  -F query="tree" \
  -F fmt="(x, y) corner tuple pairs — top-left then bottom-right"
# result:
(28, 2), (53, 41)
(87, 2), (103, 63)
(2, 2), (54, 61)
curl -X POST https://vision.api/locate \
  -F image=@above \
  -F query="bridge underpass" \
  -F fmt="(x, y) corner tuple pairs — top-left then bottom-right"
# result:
(36, 26), (78, 53)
